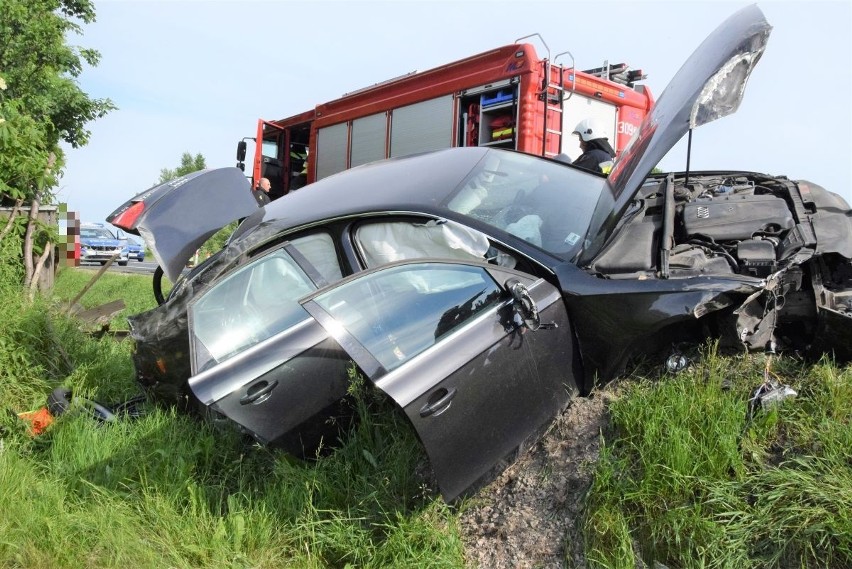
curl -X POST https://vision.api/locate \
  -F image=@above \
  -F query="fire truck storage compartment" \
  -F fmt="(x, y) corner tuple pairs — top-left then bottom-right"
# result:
(315, 96), (454, 181)
(316, 122), (349, 181)
(389, 95), (454, 158)
(350, 112), (387, 169)
(458, 80), (518, 149)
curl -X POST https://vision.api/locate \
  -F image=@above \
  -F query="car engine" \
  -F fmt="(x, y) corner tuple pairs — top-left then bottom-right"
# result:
(592, 172), (852, 283)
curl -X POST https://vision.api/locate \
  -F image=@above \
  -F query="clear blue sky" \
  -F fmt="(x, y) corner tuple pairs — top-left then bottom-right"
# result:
(59, 0), (852, 223)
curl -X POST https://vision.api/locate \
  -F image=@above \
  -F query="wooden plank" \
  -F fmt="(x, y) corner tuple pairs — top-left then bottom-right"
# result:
(75, 299), (126, 324)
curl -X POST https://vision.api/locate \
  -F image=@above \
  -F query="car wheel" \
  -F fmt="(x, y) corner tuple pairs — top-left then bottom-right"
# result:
(99, 261), (107, 266)
(118, 261), (128, 266)
(138, 258), (144, 262)
(153, 265), (166, 305)
(47, 387), (73, 416)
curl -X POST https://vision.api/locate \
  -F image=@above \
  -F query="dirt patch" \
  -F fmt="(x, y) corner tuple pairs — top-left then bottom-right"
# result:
(458, 391), (613, 569)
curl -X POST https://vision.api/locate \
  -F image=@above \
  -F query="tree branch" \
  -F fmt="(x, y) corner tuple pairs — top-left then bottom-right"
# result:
(28, 239), (53, 301)
(23, 197), (39, 289)
(0, 197), (25, 242)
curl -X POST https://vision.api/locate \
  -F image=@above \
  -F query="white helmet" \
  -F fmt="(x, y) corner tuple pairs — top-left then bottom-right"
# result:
(573, 118), (609, 142)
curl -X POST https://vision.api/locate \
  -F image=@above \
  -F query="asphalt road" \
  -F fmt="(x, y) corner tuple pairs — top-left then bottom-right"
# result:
(77, 259), (158, 275)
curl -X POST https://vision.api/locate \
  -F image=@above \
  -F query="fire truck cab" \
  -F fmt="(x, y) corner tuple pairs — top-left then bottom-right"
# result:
(238, 37), (654, 200)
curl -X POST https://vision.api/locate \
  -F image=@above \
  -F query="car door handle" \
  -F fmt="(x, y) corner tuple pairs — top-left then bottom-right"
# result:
(419, 387), (457, 418)
(240, 379), (279, 405)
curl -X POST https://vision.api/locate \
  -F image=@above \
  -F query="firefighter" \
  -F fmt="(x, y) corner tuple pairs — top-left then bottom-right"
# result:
(571, 119), (616, 174)
(252, 177), (271, 205)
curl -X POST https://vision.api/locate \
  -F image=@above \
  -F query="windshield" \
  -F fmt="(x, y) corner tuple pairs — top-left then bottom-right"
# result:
(445, 151), (606, 258)
(81, 227), (116, 239)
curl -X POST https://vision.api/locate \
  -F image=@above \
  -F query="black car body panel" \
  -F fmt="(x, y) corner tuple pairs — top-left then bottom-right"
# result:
(110, 6), (852, 501)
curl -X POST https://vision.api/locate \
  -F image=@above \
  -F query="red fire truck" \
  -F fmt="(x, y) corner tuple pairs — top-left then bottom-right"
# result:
(237, 35), (654, 200)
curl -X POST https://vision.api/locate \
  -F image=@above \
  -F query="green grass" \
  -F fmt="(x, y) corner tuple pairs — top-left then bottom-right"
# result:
(3, 238), (852, 567)
(584, 344), (852, 568)
(51, 266), (166, 330)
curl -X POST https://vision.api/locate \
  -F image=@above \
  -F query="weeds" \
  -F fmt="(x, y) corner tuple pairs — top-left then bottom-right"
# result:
(584, 344), (852, 568)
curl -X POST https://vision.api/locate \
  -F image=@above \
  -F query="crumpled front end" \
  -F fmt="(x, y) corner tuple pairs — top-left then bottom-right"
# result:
(582, 172), (852, 377)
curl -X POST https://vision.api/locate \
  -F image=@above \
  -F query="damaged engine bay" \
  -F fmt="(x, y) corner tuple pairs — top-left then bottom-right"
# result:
(591, 170), (852, 360)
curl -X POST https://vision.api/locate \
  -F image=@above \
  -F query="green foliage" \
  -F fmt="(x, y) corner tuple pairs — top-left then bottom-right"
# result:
(198, 220), (238, 259)
(0, 99), (62, 199)
(158, 152), (207, 184)
(0, 0), (114, 152)
(0, 229), (25, 288)
(584, 344), (852, 568)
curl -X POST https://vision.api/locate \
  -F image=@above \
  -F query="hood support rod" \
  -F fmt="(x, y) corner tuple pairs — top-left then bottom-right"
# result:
(684, 128), (693, 189)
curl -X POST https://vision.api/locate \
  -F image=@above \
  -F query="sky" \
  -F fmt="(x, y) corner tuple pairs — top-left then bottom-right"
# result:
(58, 0), (852, 223)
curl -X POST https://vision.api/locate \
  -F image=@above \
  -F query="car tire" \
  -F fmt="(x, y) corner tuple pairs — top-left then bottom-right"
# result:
(137, 258), (144, 262)
(118, 261), (128, 266)
(99, 261), (107, 266)
(47, 387), (73, 416)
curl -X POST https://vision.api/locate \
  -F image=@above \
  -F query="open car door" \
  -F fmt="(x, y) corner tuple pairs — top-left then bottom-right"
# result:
(188, 255), (578, 501)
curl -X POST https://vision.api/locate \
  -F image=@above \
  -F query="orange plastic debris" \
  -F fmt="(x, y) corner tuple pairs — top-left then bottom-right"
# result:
(17, 407), (54, 436)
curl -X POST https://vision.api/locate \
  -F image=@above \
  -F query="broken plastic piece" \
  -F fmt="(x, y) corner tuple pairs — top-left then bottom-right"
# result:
(757, 383), (797, 410)
(665, 353), (689, 373)
(16, 407), (54, 436)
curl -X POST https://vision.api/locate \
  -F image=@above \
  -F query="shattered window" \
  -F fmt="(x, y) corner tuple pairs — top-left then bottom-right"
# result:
(189, 248), (317, 370)
(314, 263), (502, 371)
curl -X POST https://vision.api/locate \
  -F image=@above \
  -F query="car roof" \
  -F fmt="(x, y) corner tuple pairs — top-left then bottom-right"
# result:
(234, 147), (491, 240)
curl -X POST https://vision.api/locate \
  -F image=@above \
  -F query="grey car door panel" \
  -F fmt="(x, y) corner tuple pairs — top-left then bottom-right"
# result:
(190, 318), (353, 455)
(303, 260), (578, 500)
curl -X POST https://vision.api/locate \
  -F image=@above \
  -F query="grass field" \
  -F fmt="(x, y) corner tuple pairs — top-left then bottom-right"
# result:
(1, 264), (850, 567)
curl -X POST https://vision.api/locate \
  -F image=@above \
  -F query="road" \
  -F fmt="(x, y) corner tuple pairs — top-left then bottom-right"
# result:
(77, 259), (158, 276)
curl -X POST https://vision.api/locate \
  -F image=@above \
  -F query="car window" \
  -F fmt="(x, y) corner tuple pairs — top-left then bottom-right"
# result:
(355, 219), (491, 268)
(289, 232), (343, 283)
(190, 248), (317, 371)
(445, 151), (605, 256)
(313, 263), (502, 372)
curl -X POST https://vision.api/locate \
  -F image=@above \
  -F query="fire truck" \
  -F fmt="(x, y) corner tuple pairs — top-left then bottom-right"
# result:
(237, 35), (654, 200)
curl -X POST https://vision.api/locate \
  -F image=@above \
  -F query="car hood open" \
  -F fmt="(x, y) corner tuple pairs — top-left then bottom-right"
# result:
(580, 4), (772, 263)
(106, 168), (258, 283)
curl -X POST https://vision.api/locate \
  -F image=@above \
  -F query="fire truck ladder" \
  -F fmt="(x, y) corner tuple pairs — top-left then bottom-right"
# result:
(542, 60), (565, 158)
(545, 50), (575, 159)
(516, 34), (575, 157)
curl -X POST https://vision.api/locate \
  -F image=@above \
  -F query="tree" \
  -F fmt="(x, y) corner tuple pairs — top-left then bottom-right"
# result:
(0, 0), (115, 297)
(158, 152), (207, 184)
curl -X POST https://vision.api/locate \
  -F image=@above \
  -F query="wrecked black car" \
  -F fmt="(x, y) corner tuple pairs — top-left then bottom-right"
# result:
(107, 6), (852, 501)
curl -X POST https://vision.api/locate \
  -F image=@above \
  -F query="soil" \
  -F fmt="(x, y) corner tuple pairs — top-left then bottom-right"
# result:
(458, 391), (615, 569)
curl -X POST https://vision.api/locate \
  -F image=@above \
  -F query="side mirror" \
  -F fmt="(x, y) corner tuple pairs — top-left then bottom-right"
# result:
(506, 279), (541, 331)
(236, 140), (247, 162)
